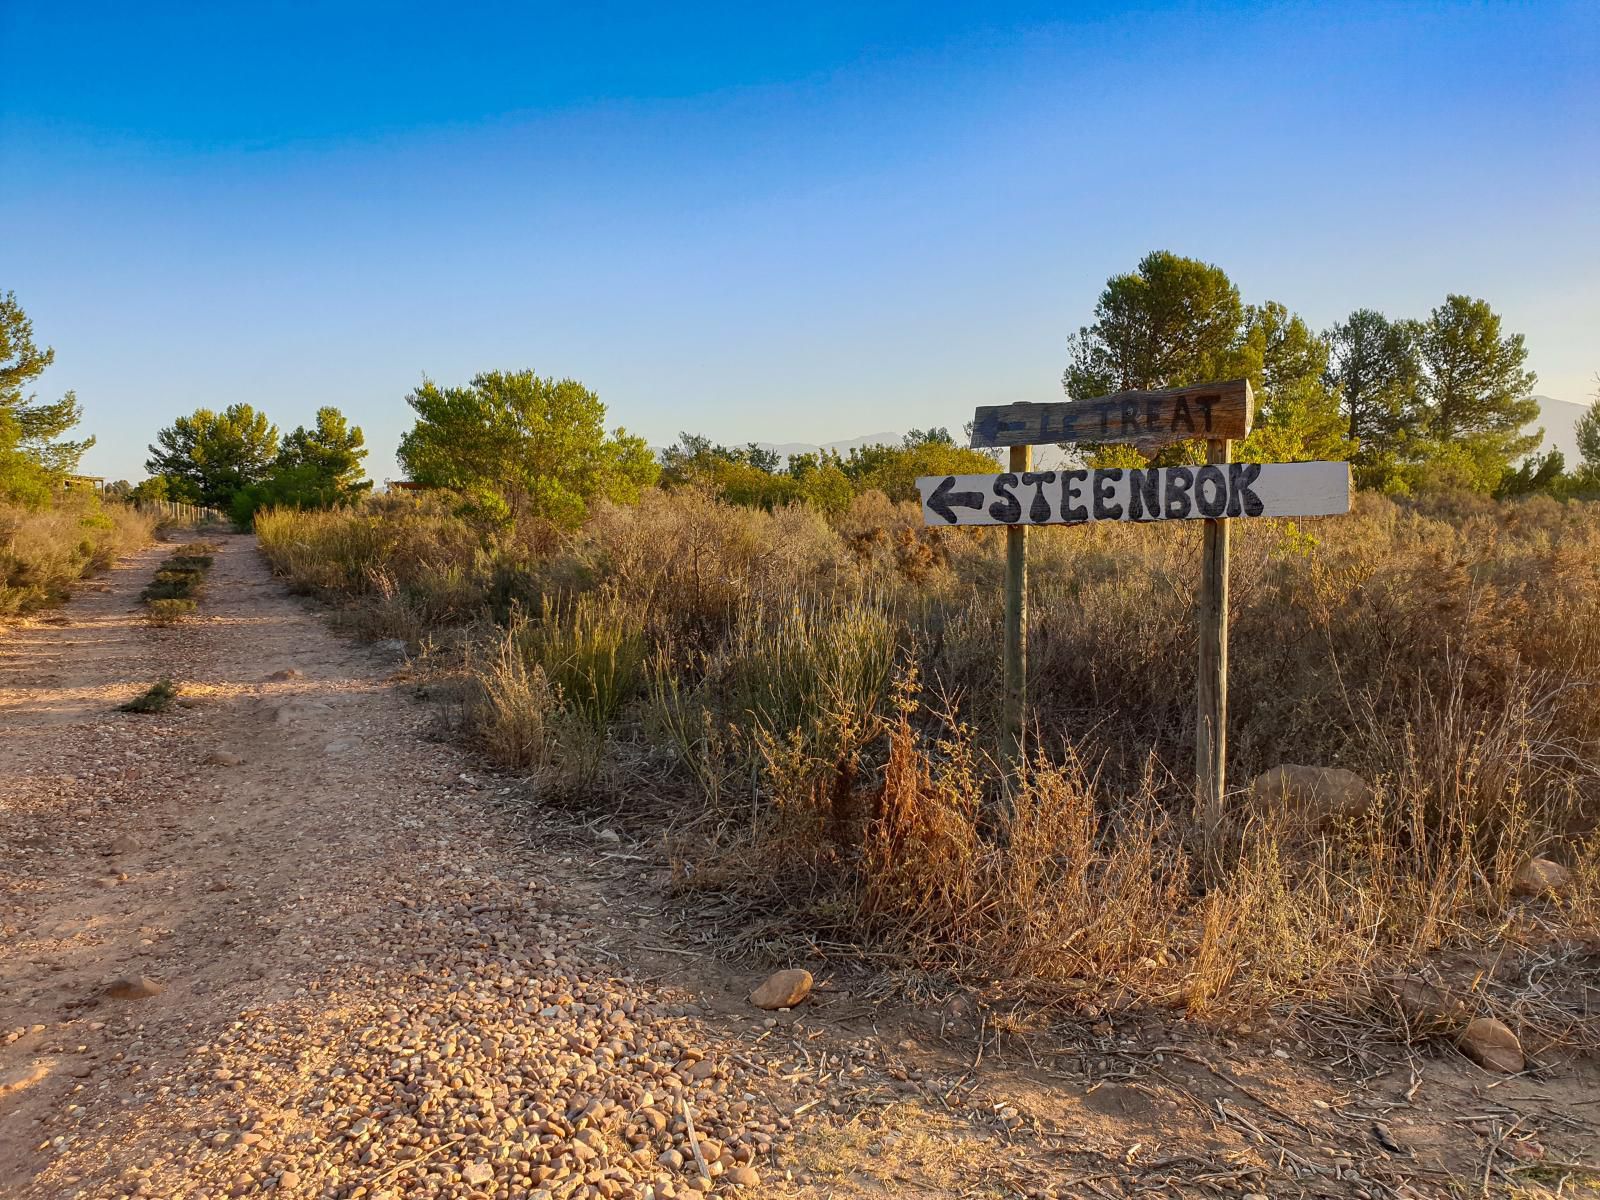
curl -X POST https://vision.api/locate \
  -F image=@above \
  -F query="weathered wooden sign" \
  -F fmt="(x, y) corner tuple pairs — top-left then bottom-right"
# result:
(918, 460), (1351, 526)
(969, 379), (1254, 449)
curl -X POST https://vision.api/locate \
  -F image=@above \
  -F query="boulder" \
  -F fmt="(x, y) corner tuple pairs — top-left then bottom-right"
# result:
(1459, 1017), (1523, 1073)
(749, 969), (813, 1011)
(1512, 857), (1571, 898)
(1250, 765), (1374, 825)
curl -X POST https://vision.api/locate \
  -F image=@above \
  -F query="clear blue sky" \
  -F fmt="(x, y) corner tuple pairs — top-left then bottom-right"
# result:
(2, 1), (1596, 484)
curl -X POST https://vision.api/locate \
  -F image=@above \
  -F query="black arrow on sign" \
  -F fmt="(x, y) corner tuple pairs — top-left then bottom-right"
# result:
(926, 475), (985, 524)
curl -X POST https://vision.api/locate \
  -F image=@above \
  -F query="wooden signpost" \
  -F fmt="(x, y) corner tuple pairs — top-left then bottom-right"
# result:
(919, 460), (1352, 526)
(925, 378), (1351, 844)
(969, 380), (1254, 451)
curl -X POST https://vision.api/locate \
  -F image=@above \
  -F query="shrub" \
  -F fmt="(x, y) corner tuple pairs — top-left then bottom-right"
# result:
(120, 678), (178, 713)
(0, 496), (157, 616)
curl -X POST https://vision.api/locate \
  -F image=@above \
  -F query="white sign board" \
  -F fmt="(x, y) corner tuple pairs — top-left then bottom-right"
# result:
(917, 461), (1352, 526)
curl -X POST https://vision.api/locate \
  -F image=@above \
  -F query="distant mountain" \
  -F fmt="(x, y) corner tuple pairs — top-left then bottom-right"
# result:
(1532, 395), (1590, 465)
(753, 432), (904, 461)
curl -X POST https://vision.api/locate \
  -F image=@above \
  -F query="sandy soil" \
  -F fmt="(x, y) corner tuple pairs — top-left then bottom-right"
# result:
(2, 534), (1595, 1200)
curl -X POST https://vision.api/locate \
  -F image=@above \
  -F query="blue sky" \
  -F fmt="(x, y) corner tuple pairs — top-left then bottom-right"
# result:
(2, 1), (1596, 484)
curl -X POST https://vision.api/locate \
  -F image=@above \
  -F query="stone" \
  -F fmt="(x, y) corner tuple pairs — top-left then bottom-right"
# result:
(1459, 1017), (1523, 1073)
(1393, 978), (1468, 1030)
(1249, 765), (1374, 825)
(1512, 857), (1571, 898)
(204, 751), (244, 766)
(749, 969), (812, 1011)
(265, 668), (302, 681)
(104, 975), (163, 1001)
(372, 639), (408, 660)
(277, 1171), (300, 1189)
(0, 1061), (50, 1097)
(105, 835), (141, 857)
(462, 1162), (494, 1186)
(724, 1166), (760, 1189)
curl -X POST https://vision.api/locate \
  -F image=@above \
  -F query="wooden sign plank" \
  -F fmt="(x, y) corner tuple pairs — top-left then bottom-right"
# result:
(969, 379), (1254, 449)
(918, 460), (1350, 526)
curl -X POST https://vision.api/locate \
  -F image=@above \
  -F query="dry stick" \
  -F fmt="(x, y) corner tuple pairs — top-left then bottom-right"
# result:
(368, 1135), (465, 1187)
(680, 1096), (711, 1180)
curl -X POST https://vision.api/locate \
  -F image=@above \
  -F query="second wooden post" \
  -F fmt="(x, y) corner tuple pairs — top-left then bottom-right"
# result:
(1002, 443), (1030, 769)
(1196, 437), (1231, 848)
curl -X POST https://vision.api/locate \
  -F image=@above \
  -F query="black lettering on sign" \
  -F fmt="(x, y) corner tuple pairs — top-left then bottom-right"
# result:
(1171, 396), (1195, 433)
(1195, 465), (1228, 517)
(1129, 468), (1160, 520)
(1196, 394), (1217, 433)
(1021, 471), (1057, 523)
(989, 473), (1021, 523)
(1061, 470), (1089, 522)
(1164, 466), (1194, 518)
(1228, 462), (1264, 516)
(1120, 400), (1139, 435)
(1093, 468), (1123, 519)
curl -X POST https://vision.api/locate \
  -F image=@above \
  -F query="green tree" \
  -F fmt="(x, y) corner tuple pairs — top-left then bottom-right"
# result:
(1325, 309), (1423, 486)
(1063, 251), (1249, 398)
(1410, 295), (1539, 491)
(229, 407), (373, 526)
(660, 434), (779, 486)
(1235, 301), (1354, 464)
(1575, 380), (1600, 471)
(1061, 252), (1350, 467)
(276, 407), (371, 499)
(397, 370), (656, 527)
(0, 290), (95, 503)
(1494, 449), (1566, 499)
(841, 439), (1000, 502)
(146, 404), (280, 508)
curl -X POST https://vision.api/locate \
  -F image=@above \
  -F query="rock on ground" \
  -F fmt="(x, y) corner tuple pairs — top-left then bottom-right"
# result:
(1460, 1017), (1524, 1073)
(1249, 764), (1374, 825)
(750, 969), (813, 1011)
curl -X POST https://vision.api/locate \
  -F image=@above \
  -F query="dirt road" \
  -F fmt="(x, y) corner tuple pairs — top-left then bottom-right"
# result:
(2, 534), (1594, 1199)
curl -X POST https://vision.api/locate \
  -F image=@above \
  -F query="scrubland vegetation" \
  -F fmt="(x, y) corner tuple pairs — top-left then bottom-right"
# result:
(246, 250), (1600, 1046)
(0, 496), (157, 616)
(258, 486), (1600, 1039)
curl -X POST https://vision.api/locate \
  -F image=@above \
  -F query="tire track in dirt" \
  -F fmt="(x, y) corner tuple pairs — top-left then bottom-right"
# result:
(1, 534), (826, 1199)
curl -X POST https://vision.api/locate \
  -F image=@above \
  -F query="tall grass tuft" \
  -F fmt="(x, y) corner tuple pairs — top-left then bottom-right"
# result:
(1, 497), (157, 617)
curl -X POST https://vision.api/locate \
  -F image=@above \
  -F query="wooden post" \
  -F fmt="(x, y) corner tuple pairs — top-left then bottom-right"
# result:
(1002, 443), (1030, 769)
(1197, 438), (1231, 848)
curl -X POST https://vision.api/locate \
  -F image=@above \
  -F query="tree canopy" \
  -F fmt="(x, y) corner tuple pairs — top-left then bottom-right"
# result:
(228, 406), (372, 525)
(397, 370), (657, 527)
(0, 291), (94, 504)
(1061, 251), (1351, 467)
(146, 404), (280, 508)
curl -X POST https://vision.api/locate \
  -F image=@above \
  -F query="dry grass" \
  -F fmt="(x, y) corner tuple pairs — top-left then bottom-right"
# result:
(255, 488), (1600, 1042)
(0, 497), (158, 617)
